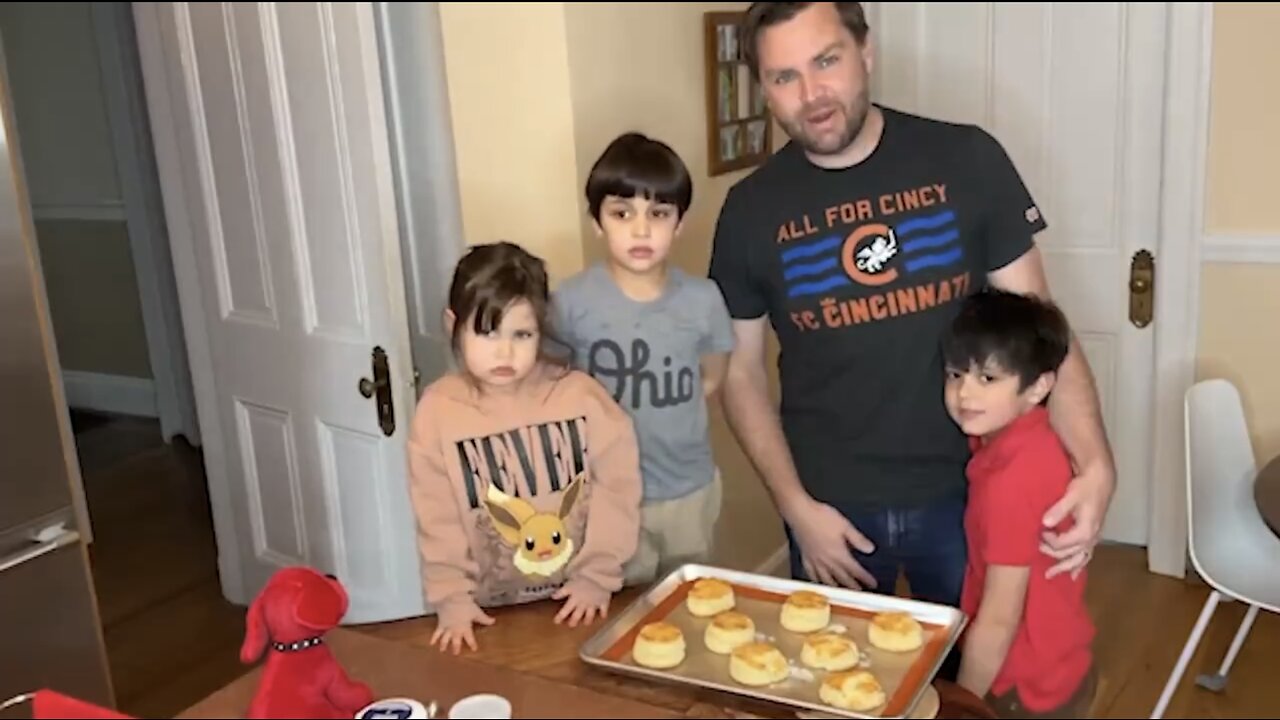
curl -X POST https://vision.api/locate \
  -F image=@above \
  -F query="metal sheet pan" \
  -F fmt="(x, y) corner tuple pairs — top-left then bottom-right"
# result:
(580, 564), (968, 719)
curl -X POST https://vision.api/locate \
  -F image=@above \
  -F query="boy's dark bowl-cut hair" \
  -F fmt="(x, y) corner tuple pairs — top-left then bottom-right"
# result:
(941, 287), (1072, 393)
(585, 132), (693, 222)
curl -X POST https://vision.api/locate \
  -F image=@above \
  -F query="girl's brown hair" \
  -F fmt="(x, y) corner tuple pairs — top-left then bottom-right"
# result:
(446, 241), (571, 369)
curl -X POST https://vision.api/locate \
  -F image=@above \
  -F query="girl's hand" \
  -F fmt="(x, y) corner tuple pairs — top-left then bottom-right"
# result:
(553, 580), (610, 628)
(429, 601), (495, 654)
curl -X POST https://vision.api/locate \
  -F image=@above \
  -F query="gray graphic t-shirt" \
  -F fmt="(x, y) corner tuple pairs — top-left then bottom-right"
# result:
(552, 263), (734, 502)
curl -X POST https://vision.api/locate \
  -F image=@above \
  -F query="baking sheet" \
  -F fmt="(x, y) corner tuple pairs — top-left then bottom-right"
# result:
(579, 565), (967, 719)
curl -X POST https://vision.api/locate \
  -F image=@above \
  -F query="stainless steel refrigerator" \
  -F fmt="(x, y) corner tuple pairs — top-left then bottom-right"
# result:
(0, 26), (116, 717)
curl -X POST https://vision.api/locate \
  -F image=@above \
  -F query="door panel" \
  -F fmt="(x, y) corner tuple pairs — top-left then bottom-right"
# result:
(137, 2), (423, 622)
(869, 2), (1164, 545)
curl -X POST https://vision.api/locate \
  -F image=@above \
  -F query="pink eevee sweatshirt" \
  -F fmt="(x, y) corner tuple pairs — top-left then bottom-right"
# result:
(406, 363), (642, 616)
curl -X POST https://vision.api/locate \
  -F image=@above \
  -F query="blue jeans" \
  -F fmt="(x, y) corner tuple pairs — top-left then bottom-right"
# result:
(784, 491), (968, 679)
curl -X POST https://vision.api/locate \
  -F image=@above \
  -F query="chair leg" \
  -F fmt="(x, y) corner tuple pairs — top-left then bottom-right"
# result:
(1195, 603), (1259, 691)
(1151, 590), (1221, 719)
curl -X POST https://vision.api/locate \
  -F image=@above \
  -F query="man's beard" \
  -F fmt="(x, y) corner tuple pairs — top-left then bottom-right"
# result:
(780, 89), (870, 157)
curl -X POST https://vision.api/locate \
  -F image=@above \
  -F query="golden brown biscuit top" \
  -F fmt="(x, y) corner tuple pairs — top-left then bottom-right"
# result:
(639, 621), (683, 643)
(804, 632), (856, 658)
(785, 589), (830, 609)
(823, 669), (882, 695)
(689, 578), (733, 600)
(872, 610), (920, 633)
(711, 610), (754, 631)
(731, 642), (786, 671)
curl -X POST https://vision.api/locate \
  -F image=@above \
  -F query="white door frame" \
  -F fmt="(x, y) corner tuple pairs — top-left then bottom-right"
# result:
(91, 2), (200, 445)
(1146, 2), (1213, 579)
(373, 2), (467, 392)
(861, 2), (1212, 579)
(132, 1), (244, 598)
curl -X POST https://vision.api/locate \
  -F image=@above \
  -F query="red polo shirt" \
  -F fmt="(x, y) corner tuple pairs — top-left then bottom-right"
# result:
(960, 406), (1095, 712)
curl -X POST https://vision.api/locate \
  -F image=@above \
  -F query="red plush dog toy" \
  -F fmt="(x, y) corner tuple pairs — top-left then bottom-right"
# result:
(240, 567), (374, 719)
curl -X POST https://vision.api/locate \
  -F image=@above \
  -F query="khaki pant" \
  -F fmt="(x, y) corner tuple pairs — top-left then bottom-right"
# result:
(623, 473), (723, 586)
(985, 665), (1098, 719)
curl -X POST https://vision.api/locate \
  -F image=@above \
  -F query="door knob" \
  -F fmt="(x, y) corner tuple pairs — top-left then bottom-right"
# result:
(357, 376), (387, 398)
(358, 346), (396, 436)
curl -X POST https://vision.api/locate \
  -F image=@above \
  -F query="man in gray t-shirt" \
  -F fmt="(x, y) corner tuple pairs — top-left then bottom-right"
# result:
(553, 132), (735, 585)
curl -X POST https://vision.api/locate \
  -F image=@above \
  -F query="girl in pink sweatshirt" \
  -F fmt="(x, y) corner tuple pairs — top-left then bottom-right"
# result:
(407, 241), (642, 655)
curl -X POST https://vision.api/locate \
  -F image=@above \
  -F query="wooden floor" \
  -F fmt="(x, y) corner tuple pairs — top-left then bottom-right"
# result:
(72, 411), (245, 719)
(74, 411), (1279, 718)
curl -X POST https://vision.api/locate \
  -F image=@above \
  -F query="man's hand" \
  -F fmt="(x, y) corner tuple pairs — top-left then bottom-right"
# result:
(783, 496), (878, 590)
(1040, 460), (1114, 579)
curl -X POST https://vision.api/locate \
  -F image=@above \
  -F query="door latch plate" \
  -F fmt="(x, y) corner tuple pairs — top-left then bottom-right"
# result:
(358, 346), (395, 436)
(1129, 249), (1154, 328)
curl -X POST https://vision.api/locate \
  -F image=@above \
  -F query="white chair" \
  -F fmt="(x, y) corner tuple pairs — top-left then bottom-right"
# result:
(1150, 378), (1280, 718)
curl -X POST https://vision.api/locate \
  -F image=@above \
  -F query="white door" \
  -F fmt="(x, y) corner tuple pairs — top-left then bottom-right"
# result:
(867, 2), (1164, 546)
(134, 2), (425, 622)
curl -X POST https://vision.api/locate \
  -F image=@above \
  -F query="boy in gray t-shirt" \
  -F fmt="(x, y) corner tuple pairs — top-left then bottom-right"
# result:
(553, 132), (734, 585)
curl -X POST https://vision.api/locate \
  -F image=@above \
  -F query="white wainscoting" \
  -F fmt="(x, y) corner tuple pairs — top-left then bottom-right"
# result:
(62, 371), (158, 418)
(1201, 234), (1280, 264)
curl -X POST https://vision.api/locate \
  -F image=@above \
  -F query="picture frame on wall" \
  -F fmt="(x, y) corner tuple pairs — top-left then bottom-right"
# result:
(704, 10), (774, 176)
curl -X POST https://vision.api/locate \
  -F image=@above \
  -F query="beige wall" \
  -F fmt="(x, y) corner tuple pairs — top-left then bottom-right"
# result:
(440, 2), (787, 570)
(437, 2), (584, 285)
(1195, 2), (1280, 464)
(1203, 3), (1280, 234)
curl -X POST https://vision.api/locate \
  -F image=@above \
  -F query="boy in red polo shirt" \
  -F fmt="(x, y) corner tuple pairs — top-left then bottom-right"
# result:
(941, 289), (1097, 718)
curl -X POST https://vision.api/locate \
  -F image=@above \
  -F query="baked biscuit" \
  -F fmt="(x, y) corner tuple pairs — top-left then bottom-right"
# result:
(632, 621), (686, 669)
(686, 578), (736, 617)
(867, 610), (924, 652)
(800, 632), (860, 671)
(780, 589), (831, 633)
(729, 642), (790, 687)
(819, 670), (886, 712)
(704, 610), (756, 655)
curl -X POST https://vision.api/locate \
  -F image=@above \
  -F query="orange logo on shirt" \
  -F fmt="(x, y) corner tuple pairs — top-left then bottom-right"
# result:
(841, 223), (900, 287)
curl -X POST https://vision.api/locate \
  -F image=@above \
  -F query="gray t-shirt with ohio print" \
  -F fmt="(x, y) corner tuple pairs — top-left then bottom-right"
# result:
(552, 263), (734, 503)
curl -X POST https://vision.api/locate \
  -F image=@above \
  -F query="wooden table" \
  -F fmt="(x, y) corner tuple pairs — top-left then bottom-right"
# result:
(1256, 455), (1280, 536)
(346, 588), (996, 719)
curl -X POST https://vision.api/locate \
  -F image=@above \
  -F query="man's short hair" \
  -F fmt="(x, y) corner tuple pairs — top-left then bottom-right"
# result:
(741, 2), (870, 80)
(584, 132), (693, 222)
(941, 288), (1072, 393)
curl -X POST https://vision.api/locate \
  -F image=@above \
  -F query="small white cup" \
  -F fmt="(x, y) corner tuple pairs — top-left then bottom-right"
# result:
(447, 693), (512, 719)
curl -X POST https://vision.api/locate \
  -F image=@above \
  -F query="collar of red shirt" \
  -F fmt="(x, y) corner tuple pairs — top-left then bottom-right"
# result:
(967, 405), (1051, 471)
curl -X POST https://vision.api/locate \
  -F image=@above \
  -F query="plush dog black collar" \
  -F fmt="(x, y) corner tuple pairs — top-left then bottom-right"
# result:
(271, 636), (324, 652)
